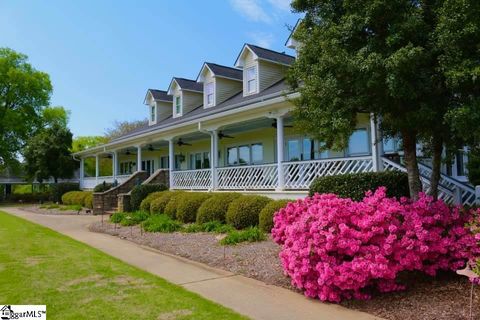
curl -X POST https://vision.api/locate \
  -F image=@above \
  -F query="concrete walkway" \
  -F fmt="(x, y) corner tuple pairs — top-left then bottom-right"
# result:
(2, 207), (380, 320)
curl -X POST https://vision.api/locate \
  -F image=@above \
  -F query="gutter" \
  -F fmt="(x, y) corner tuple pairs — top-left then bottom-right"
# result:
(74, 91), (300, 156)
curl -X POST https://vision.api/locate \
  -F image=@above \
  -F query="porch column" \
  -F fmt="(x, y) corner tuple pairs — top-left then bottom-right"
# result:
(95, 154), (99, 185)
(112, 151), (118, 180)
(168, 139), (174, 188)
(370, 113), (382, 172)
(210, 130), (218, 190)
(79, 158), (84, 188)
(136, 145), (142, 172)
(276, 116), (285, 190)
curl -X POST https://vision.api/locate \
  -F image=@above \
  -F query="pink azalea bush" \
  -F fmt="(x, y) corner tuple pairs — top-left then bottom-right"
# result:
(272, 187), (480, 302)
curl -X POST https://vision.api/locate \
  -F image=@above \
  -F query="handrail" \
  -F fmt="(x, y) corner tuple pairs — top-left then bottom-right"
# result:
(282, 155), (372, 166)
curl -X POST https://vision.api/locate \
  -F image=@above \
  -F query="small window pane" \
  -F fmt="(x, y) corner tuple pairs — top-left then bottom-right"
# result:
(383, 138), (395, 153)
(348, 129), (369, 155)
(288, 140), (301, 161)
(150, 106), (155, 122)
(175, 96), (181, 114)
(238, 146), (250, 165)
(195, 153), (202, 169)
(303, 138), (314, 160)
(203, 152), (210, 169)
(206, 83), (214, 105)
(246, 67), (256, 93)
(227, 147), (238, 166)
(251, 144), (263, 164)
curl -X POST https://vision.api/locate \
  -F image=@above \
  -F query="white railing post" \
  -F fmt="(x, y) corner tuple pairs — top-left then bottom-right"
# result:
(276, 116), (285, 190)
(136, 145), (142, 172)
(210, 130), (218, 190)
(112, 151), (118, 181)
(168, 139), (174, 189)
(95, 154), (99, 186)
(475, 186), (480, 206)
(453, 186), (462, 205)
(79, 158), (84, 189)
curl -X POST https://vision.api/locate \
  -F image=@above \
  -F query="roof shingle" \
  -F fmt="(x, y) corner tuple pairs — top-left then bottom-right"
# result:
(148, 89), (172, 102)
(246, 44), (295, 66)
(204, 63), (242, 81)
(173, 77), (203, 92)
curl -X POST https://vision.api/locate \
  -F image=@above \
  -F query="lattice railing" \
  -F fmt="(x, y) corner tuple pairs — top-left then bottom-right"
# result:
(171, 169), (212, 190)
(217, 164), (278, 190)
(283, 156), (374, 189)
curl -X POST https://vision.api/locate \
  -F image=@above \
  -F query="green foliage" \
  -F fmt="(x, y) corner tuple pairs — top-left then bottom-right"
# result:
(120, 211), (150, 226)
(93, 182), (113, 193)
(12, 184), (32, 194)
(42, 106), (69, 128)
(467, 148), (480, 186)
(110, 212), (126, 224)
(59, 204), (82, 211)
(175, 193), (212, 223)
(49, 183), (79, 203)
(184, 221), (234, 234)
(220, 227), (266, 245)
(163, 192), (185, 219)
(0, 48), (52, 170)
(40, 203), (60, 209)
(23, 123), (76, 183)
(226, 195), (272, 229)
(309, 171), (410, 201)
(130, 184), (168, 211)
(72, 136), (110, 177)
(142, 214), (183, 233)
(83, 193), (93, 209)
(196, 193), (241, 224)
(259, 200), (291, 233)
(140, 191), (166, 212)
(61, 191), (92, 207)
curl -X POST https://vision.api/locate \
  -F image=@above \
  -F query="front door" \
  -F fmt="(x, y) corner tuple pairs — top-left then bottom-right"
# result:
(141, 160), (154, 175)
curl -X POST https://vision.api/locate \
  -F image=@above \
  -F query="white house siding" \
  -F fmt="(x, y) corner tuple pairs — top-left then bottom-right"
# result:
(156, 101), (172, 122)
(216, 77), (242, 105)
(182, 91), (203, 114)
(258, 61), (287, 92)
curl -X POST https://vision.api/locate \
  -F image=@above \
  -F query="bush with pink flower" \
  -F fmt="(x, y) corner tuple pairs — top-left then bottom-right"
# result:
(272, 187), (480, 302)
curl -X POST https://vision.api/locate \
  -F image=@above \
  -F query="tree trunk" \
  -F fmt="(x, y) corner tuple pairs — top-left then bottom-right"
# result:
(402, 130), (422, 200)
(429, 134), (443, 199)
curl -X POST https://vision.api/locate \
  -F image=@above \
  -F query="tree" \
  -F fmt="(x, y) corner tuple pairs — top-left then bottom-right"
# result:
(72, 136), (111, 177)
(23, 124), (76, 183)
(288, 0), (480, 199)
(0, 48), (52, 172)
(104, 119), (148, 141)
(42, 106), (70, 128)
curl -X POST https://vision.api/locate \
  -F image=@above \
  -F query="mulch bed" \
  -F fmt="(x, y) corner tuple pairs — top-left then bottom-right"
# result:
(21, 205), (93, 216)
(90, 221), (480, 320)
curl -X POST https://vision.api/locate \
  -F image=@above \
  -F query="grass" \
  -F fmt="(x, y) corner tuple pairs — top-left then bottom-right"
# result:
(220, 227), (266, 245)
(0, 211), (248, 320)
(119, 211), (150, 226)
(38, 203), (82, 211)
(142, 214), (183, 233)
(184, 221), (235, 234)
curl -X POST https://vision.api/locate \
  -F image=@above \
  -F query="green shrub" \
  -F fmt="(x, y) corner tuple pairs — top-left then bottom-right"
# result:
(259, 199), (291, 233)
(40, 203), (60, 209)
(59, 204), (82, 211)
(130, 184), (168, 211)
(226, 195), (272, 229)
(220, 227), (266, 245)
(309, 171), (410, 201)
(142, 214), (183, 233)
(61, 191), (91, 206)
(83, 193), (93, 209)
(184, 221), (234, 234)
(163, 192), (185, 219)
(49, 183), (79, 203)
(467, 148), (480, 186)
(196, 193), (242, 224)
(176, 193), (212, 223)
(150, 191), (177, 214)
(140, 191), (166, 212)
(93, 182), (113, 193)
(120, 211), (150, 226)
(110, 212), (126, 223)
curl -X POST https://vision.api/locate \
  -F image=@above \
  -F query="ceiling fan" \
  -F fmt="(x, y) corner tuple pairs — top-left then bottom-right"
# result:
(147, 144), (161, 152)
(271, 119), (293, 129)
(177, 138), (192, 147)
(125, 149), (136, 156)
(218, 131), (234, 139)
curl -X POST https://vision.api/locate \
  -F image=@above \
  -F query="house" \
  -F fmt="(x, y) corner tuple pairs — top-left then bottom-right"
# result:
(74, 38), (476, 205)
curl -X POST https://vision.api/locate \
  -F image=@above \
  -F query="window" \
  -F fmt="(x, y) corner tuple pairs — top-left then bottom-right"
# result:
(246, 66), (257, 94)
(150, 105), (155, 122)
(141, 160), (154, 174)
(348, 128), (370, 155)
(174, 154), (183, 170)
(206, 82), (214, 106)
(226, 144), (263, 166)
(203, 152), (210, 168)
(286, 138), (328, 161)
(160, 156), (169, 169)
(175, 96), (181, 115)
(189, 152), (211, 169)
(120, 161), (136, 174)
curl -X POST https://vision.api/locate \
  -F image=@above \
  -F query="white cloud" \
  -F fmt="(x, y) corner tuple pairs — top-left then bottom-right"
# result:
(229, 0), (272, 23)
(249, 32), (275, 48)
(266, 0), (292, 11)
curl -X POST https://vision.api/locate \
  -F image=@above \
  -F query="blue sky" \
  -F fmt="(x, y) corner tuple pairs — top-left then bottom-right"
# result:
(0, 1), (300, 137)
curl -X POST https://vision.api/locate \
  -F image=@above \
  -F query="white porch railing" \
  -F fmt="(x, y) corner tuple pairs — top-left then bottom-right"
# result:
(217, 163), (278, 190)
(81, 177), (97, 189)
(171, 169), (212, 190)
(283, 156), (374, 189)
(81, 174), (133, 189)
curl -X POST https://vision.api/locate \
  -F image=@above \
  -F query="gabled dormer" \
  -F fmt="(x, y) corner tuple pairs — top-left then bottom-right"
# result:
(234, 44), (295, 97)
(144, 89), (173, 125)
(167, 78), (203, 118)
(196, 62), (242, 108)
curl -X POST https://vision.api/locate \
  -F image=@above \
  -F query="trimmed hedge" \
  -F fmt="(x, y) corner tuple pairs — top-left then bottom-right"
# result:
(309, 171), (409, 201)
(140, 191), (166, 212)
(164, 192), (185, 219)
(226, 195), (272, 229)
(50, 183), (79, 203)
(176, 193), (212, 223)
(196, 193), (242, 224)
(84, 193), (93, 209)
(61, 191), (92, 207)
(130, 184), (168, 211)
(93, 182), (113, 193)
(259, 199), (291, 233)
(150, 191), (183, 215)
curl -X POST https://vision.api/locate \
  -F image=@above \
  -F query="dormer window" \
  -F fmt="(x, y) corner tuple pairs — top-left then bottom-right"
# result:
(246, 66), (257, 94)
(206, 82), (214, 107)
(175, 96), (182, 116)
(150, 105), (156, 122)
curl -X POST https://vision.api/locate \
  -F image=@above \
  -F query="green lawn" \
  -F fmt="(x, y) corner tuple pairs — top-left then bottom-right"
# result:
(0, 211), (248, 320)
